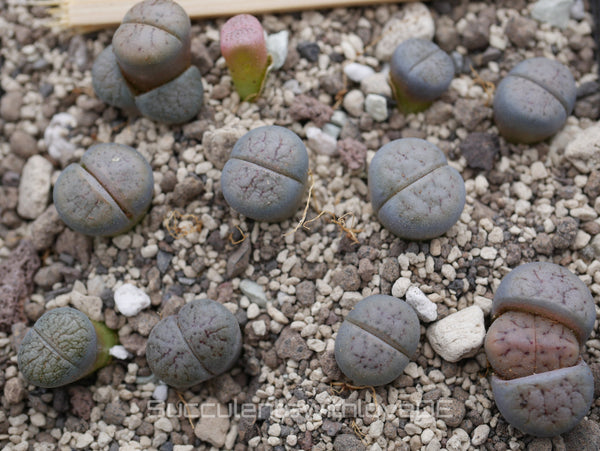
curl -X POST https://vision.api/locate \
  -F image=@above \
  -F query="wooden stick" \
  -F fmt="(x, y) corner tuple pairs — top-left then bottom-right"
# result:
(37, 0), (417, 31)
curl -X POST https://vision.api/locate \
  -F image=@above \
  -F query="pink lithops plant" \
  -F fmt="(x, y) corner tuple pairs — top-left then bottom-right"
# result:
(220, 14), (272, 101)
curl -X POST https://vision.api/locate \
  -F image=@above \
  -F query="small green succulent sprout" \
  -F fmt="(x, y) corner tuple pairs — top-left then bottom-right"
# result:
(221, 125), (309, 222)
(220, 14), (273, 102)
(17, 307), (118, 388)
(53, 143), (154, 237)
(91, 0), (204, 124)
(493, 57), (576, 144)
(146, 299), (242, 389)
(389, 38), (455, 114)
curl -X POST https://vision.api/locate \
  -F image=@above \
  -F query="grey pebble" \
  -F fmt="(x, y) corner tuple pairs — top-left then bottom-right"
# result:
(321, 419), (343, 436)
(4, 377), (26, 404)
(295, 280), (316, 305)
(296, 41), (320, 62)
(29, 205), (65, 251)
(439, 397), (466, 427)
(333, 434), (367, 451)
(459, 132), (499, 170)
(10, 130), (38, 159)
(275, 327), (312, 361)
(156, 250), (173, 273)
(103, 401), (127, 425)
(552, 217), (578, 249)
(331, 265), (361, 291)
(0, 91), (23, 121)
(226, 239), (251, 279)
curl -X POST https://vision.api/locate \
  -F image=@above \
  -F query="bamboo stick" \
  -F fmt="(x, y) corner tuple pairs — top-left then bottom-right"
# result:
(36, 0), (417, 31)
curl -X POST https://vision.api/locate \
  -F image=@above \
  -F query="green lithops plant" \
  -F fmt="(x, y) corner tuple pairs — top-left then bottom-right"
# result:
(220, 14), (272, 102)
(17, 307), (118, 388)
(53, 143), (154, 237)
(91, 0), (204, 124)
(146, 299), (242, 389)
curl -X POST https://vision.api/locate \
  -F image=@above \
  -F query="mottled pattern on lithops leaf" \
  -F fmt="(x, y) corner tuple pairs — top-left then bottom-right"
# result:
(146, 298), (242, 388)
(493, 57), (576, 143)
(221, 125), (309, 222)
(368, 138), (465, 240)
(486, 262), (596, 437)
(53, 143), (154, 237)
(17, 307), (97, 388)
(334, 295), (420, 386)
(490, 358), (594, 437)
(485, 311), (580, 379)
(492, 261), (595, 343)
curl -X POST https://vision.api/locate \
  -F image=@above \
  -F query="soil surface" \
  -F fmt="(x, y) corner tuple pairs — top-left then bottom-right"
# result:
(1, 0), (599, 450)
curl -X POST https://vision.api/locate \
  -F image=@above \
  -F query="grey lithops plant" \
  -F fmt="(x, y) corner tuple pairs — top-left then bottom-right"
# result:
(485, 262), (596, 437)
(389, 38), (455, 114)
(91, 0), (204, 124)
(368, 138), (466, 240)
(493, 57), (576, 143)
(221, 125), (309, 222)
(146, 298), (242, 389)
(17, 307), (118, 388)
(53, 143), (154, 237)
(334, 295), (420, 387)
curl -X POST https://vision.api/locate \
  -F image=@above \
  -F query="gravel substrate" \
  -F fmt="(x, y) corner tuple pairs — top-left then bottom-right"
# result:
(1, 0), (600, 450)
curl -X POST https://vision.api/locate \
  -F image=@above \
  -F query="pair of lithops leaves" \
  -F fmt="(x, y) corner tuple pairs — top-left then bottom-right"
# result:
(18, 298), (241, 389)
(333, 262), (595, 438)
(92, 0), (274, 123)
(389, 39), (575, 144)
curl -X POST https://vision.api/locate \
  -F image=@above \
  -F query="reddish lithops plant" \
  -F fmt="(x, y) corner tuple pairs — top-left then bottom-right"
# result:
(220, 14), (272, 101)
(485, 262), (596, 437)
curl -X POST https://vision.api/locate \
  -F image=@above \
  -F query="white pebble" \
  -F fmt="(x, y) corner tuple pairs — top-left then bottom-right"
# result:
(152, 385), (168, 402)
(343, 89), (365, 117)
(392, 277), (412, 298)
(375, 2), (435, 61)
(471, 424), (490, 446)
(565, 123), (600, 173)
(405, 286), (437, 322)
(240, 279), (268, 306)
(426, 306), (486, 362)
(247, 303), (260, 319)
(306, 126), (338, 155)
(114, 283), (151, 316)
(252, 320), (267, 336)
(344, 62), (375, 82)
(109, 345), (132, 360)
(266, 30), (289, 70)
(365, 94), (388, 122)
(17, 155), (53, 219)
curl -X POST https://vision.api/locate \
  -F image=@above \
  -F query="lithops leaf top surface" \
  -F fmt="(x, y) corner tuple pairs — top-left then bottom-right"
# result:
(492, 261), (595, 343)
(146, 298), (242, 388)
(490, 358), (594, 437)
(221, 125), (309, 222)
(18, 307), (97, 388)
(334, 295), (420, 386)
(368, 138), (466, 240)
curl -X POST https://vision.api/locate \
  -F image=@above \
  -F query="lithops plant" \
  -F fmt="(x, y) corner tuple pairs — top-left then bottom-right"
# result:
(221, 125), (309, 222)
(334, 295), (420, 387)
(92, 0), (204, 124)
(53, 143), (154, 237)
(389, 38), (455, 114)
(493, 57), (576, 143)
(146, 298), (242, 389)
(18, 307), (118, 388)
(485, 262), (596, 437)
(220, 14), (272, 102)
(368, 138), (466, 240)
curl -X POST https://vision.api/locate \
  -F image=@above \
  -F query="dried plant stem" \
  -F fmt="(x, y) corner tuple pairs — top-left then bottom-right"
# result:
(32, 0), (414, 32)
